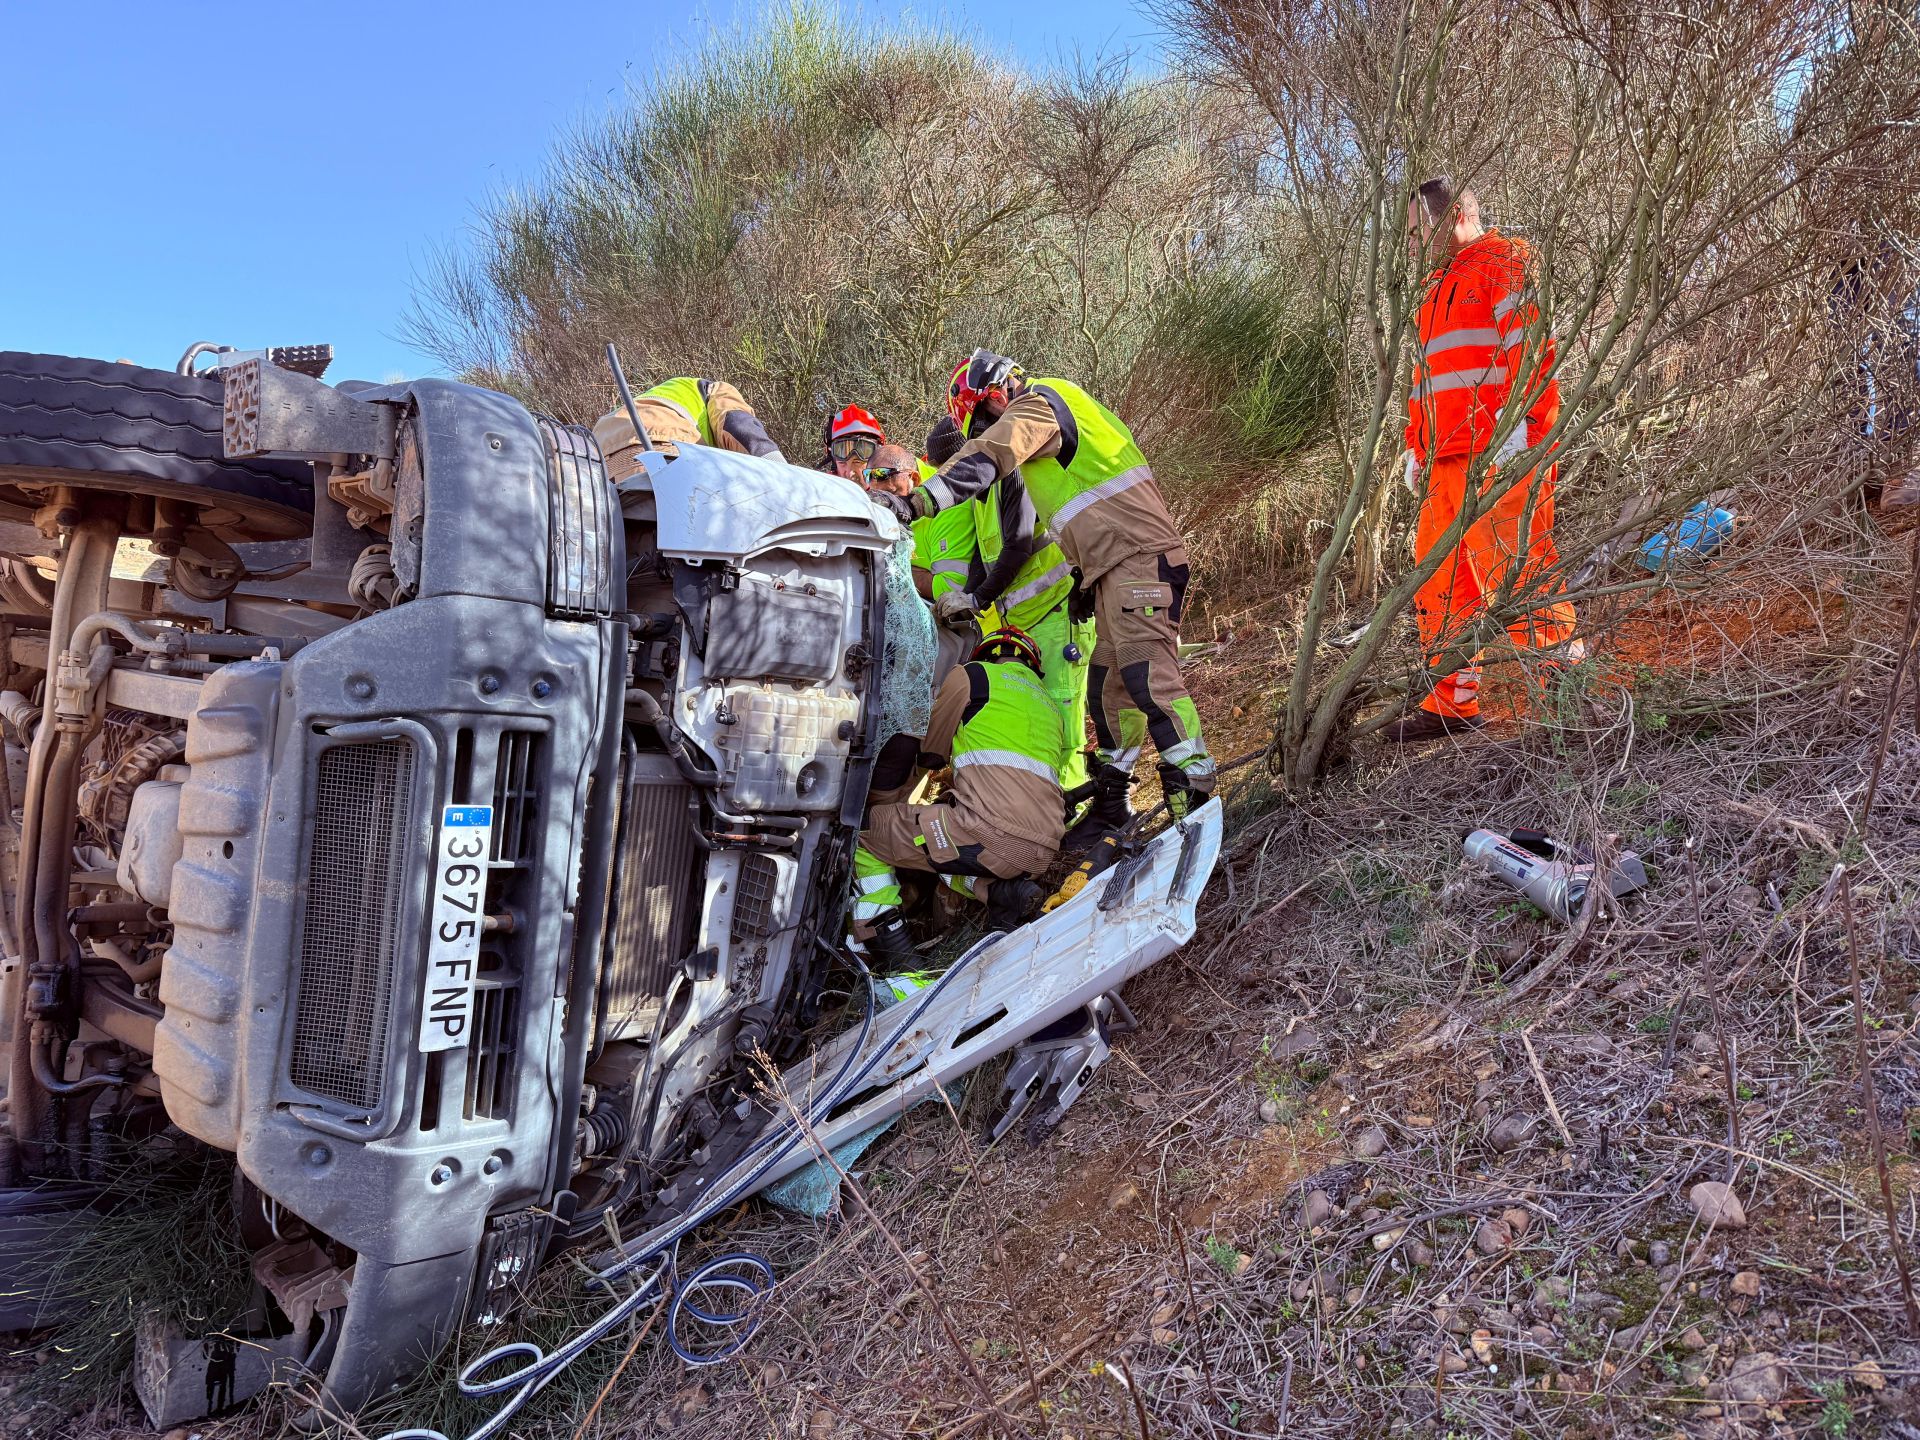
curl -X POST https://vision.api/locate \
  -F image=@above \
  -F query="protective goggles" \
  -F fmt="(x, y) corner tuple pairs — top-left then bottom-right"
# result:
(829, 434), (881, 462)
(862, 465), (910, 487)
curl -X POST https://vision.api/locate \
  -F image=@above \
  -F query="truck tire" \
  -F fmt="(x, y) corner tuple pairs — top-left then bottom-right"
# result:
(0, 353), (314, 540)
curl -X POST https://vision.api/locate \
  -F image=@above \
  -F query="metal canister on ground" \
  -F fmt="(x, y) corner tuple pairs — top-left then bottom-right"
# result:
(1462, 827), (1648, 923)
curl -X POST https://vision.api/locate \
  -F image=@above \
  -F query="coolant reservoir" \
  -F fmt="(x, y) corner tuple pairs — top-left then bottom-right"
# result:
(712, 685), (859, 812)
(117, 763), (190, 908)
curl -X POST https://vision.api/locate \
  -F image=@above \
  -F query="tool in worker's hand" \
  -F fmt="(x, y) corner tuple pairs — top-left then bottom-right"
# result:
(990, 993), (1137, 1144)
(1462, 827), (1647, 923)
(1044, 830), (1130, 912)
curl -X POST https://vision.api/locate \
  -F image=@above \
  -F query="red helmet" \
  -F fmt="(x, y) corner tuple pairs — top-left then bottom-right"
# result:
(946, 349), (1021, 431)
(971, 624), (1044, 676)
(827, 403), (886, 445)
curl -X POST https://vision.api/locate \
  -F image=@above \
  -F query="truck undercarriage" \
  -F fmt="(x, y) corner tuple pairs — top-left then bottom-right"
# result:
(0, 348), (1219, 1429)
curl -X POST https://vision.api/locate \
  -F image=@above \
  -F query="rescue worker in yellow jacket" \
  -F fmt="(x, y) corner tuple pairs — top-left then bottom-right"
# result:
(851, 626), (1067, 971)
(593, 375), (784, 476)
(882, 351), (1211, 825)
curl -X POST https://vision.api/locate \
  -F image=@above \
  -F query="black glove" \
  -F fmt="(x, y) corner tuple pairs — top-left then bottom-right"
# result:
(874, 489), (920, 526)
(1067, 568), (1094, 623)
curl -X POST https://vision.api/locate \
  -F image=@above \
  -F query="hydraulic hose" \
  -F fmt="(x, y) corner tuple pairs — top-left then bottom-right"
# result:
(624, 688), (719, 790)
(6, 510), (122, 1155)
(29, 1024), (126, 1096)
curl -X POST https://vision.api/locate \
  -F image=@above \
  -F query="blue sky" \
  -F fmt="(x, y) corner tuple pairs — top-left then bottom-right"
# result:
(1, 2), (1164, 384)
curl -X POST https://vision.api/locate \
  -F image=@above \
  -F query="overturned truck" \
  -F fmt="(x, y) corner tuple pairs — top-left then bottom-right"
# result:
(0, 347), (1219, 1426)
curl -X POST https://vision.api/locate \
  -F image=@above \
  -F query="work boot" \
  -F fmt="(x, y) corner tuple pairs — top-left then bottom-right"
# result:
(861, 910), (918, 975)
(1063, 762), (1132, 852)
(1382, 709), (1485, 743)
(984, 877), (1044, 932)
(1156, 762), (1211, 821)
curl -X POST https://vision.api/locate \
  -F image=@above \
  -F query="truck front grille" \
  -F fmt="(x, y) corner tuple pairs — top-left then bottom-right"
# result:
(289, 739), (415, 1110)
(538, 417), (615, 620)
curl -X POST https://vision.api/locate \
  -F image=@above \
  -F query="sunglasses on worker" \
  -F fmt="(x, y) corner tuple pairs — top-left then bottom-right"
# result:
(829, 434), (880, 462)
(862, 465), (909, 487)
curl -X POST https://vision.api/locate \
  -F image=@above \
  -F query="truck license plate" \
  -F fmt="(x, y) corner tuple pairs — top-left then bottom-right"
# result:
(420, 804), (493, 1051)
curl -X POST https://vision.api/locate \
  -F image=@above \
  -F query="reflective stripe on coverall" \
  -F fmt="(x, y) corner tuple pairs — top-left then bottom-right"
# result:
(1406, 231), (1576, 720)
(851, 659), (1066, 936)
(921, 377), (1210, 789)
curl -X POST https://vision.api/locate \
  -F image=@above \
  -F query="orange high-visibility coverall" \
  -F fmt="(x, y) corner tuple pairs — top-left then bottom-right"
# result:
(1406, 230), (1577, 720)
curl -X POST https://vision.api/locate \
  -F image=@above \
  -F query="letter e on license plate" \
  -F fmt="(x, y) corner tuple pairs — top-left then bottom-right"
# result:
(421, 804), (492, 1051)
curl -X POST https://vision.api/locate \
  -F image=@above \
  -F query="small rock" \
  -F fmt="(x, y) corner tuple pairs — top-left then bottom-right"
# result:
(1524, 1323), (1555, 1346)
(1440, 1349), (1470, 1374)
(1501, 1206), (1533, 1238)
(1851, 1358), (1887, 1391)
(1688, 1181), (1748, 1230)
(1730, 1270), (1761, 1297)
(809, 1410), (834, 1440)
(1107, 1179), (1142, 1212)
(1474, 1219), (1513, 1255)
(1469, 1329), (1497, 1365)
(1679, 1326), (1709, 1351)
(1487, 1112), (1536, 1153)
(1690, 1031), (1718, 1056)
(1648, 1240), (1672, 1266)
(1709, 1351), (1786, 1411)
(1353, 1124), (1388, 1158)
(1614, 1235), (1638, 1261)
(1149, 1300), (1179, 1327)
(1231, 1251), (1255, 1277)
(1258, 1097), (1282, 1125)
(1344, 1286), (1365, 1307)
(1151, 1325), (1179, 1346)
(1372, 1226), (1406, 1251)
(1301, 1189), (1334, 1228)
(1409, 1240), (1435, 1267)
(1272, 1020), (1323, 1060)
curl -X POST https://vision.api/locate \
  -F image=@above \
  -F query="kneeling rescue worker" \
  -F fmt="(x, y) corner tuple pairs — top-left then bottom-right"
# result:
(594, 375), (784, 474)
(884, 351), (1212, 825)
(851, 626), (1067, 970)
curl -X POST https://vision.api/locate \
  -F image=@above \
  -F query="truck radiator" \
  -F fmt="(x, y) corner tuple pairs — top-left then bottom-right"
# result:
(602, 762), (695, 1037)
(289, 738), (416, 1111)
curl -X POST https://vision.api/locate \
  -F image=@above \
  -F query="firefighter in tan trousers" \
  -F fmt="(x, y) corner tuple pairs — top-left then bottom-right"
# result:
(850, 626), (1067, 971)
(880, 350), (1213, 829)
(593, 375), (785, 477)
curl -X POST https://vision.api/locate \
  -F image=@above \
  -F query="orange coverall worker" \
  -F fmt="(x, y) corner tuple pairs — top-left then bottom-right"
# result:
(1406, 230), (1577, 721)
(592, 376), (784, 476)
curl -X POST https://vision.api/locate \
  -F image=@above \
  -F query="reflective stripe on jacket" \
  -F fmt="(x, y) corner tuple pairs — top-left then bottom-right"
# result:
(912, 504), (979, 600)
(975, 494), (1073, 631)
(950, 660), (1066, 774)
(1405, 231), (1559, 463)
(926, 659), (1067, 851)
